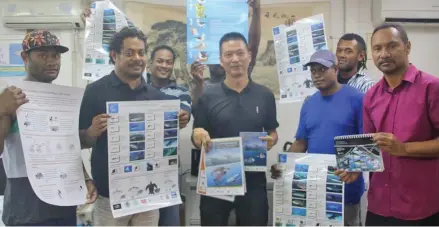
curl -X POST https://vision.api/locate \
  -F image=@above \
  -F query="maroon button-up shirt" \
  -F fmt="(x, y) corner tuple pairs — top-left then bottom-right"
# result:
(363, 64), (439, 220)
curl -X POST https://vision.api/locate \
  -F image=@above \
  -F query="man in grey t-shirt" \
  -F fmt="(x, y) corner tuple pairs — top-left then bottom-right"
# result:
(0, 30), (97, 226)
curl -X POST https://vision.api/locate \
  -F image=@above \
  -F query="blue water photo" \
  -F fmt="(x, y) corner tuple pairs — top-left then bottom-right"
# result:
(327, 174), (342, 184)
(205, 145), (243, 187)
(293, 172), (308, 180)
(164, 111), (178, 120)
(164, 129), (178, 138)
(241, 132), (267, 167)
(295, 164), (309, 172)
(129, 122), (145, 132)
(206, 162), (243, 187)
(326, 193), (343, 203)
(130, 151), (145, 161)
(292, 207), (306, 217)
(164, 120), (178, 130)
(326, 202), (343, 213)
(326, 184), (343, 194)
(326, 211), (343, 222)
(164, 138), (178, 148)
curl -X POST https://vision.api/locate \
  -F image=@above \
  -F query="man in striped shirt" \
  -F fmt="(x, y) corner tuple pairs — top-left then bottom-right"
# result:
(146, 44), (191, 226)
(336, 33), (375, 93)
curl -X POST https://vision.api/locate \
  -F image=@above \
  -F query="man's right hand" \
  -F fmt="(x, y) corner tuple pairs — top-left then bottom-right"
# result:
(192, 128), (211, 151)
(190, 61), (205, 85)
(270, 164), (282, 179)
(81, 8), (92, 23)
(285, 17), (298, 26)
(0, 86), (28, 116)
(87, 114), (110, 138)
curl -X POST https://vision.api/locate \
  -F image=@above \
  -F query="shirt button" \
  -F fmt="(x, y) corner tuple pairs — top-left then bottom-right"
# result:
(385, 184), (389, 187)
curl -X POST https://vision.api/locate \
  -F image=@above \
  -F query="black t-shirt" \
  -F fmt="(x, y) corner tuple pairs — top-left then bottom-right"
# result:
(193, 80), (279, 189)
(78, 71), (179, 197)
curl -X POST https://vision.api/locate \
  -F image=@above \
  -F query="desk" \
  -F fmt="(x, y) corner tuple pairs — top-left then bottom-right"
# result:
(182, 174), (274, 226)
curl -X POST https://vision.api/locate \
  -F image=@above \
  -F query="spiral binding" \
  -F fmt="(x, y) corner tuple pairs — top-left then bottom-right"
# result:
(334, 133), (375, 140)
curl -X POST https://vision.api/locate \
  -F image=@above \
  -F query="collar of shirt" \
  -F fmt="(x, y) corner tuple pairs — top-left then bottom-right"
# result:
(146, 72), (177, 89)
(109, 70), (149, 92)
(379, 64), (418, 91)
(220, 79), (255, 95)
(337, 70), (365, 81)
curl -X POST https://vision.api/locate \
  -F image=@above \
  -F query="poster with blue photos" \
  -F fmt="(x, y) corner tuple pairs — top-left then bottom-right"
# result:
(186, 0), (249, 64)
(106, 100), (182, 218)
(272, 14), (327, 103)
(240, 132), (267, 172)
(273, 152), (344, 227)
(82, 0), (139, 81)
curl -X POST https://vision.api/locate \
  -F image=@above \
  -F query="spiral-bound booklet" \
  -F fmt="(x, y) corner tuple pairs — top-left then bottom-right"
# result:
(334, 134), (384, 172)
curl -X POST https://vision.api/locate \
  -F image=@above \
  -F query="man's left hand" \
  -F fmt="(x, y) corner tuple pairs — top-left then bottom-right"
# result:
(86, 180), (98, 204)
(178, 110), (190, 129)
(334, 170), (361, 184)
(260, 135), (275, 151)
(373, 132), (407, 156)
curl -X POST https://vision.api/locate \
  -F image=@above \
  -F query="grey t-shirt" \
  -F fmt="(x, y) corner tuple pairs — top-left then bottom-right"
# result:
(2, 121), (76, 225)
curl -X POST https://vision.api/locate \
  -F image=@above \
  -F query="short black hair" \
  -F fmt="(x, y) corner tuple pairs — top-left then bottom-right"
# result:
(372, 23), (409, 44)
(150, 45), (176, 62)
(219, 32), (248, 54)
(339, 33), (367, 71)
(109, 27), (147, 64)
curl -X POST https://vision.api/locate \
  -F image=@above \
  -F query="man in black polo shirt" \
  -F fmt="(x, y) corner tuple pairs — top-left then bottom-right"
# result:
(78, 27), (188, 226)
(192, 32), (279, 226)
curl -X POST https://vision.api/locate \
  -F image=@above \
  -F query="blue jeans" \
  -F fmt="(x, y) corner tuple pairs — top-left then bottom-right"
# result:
(159, 205), (180, 226)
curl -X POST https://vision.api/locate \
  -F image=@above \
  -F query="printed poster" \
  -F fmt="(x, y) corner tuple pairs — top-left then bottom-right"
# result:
(197, 149), (235, 202)
(334, 134), (384, 172)
(274, 152), (344, 226)
(13, 81), (87, 206)
(0, 42), (26, 84)
(82, 0), (138, 81)
(196, 137), (246, 196)
(186, 0), (249, 64)
(106, 100), (182, 218)
(272, 14), (327, 103)
(240, 132), (267, 172)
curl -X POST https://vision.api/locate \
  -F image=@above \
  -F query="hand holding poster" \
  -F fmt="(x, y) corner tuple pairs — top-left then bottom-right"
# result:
(272, 14), (327, 103)
(197, 137), (246, 197)
(82, 0), (138, 81)
(186, 0), (249, 64)
(274, 152), (344, 226)
(13, 81), (87, 206)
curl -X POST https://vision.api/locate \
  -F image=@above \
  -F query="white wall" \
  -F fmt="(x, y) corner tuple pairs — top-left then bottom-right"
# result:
(344, 0), (439, 80)
(1, 0), (439, 179)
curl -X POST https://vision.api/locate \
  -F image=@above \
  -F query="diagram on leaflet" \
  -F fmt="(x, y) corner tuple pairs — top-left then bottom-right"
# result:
(106, 100), (182, 218)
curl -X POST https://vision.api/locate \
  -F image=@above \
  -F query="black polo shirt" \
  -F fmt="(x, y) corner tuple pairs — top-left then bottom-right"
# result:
(193, 80), (279, 189)
(79, 71), (180, 197)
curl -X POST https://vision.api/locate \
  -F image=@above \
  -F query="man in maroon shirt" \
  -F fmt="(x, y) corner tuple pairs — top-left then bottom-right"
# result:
(361, 23), (439, 225)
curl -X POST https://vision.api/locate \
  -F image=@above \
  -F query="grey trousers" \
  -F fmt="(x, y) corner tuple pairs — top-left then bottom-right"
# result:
(345, 203), (361, 226)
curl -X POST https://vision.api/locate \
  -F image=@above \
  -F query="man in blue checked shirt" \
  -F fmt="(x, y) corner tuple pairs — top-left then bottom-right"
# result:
(146, 45), (193, 119)
(146, 44), (196, 226)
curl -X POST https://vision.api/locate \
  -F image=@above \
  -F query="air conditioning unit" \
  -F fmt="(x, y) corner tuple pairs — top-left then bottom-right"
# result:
(2, 0), (84, 30)
(372, 0), (439, 27)
(3, 15), (83, 30)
